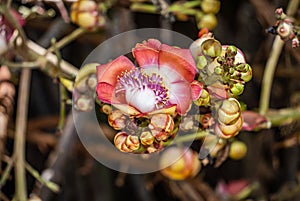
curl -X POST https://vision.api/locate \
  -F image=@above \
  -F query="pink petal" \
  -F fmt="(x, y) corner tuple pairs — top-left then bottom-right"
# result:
(241, 111), (270, 131)
(207, 82), (229, 99)
(168, 81), (192, 115)
(96, 82), (115, 103)
(96, 56), (135, 103)
(132, 39), (161, 67)
(97, 56), (135, 87)
(159, 44), (197, 82)
(227, 179), (250, 196)
(190, 80), (203, 100)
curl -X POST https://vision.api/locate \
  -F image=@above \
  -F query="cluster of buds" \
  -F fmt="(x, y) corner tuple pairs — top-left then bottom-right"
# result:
(104, 107), (178, 153)
(196, 0), (220, 30)
(215, 98), (243, 139)
(73, 63), (97, 111)
(70, 0), (106, 30)
(267, 8), (299, 48)
(159, 147), (201, 180)
(190, 30), (252, 98)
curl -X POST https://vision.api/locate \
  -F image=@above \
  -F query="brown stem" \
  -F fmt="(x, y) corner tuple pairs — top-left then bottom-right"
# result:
(25, 40), (78, 78)
(13, 69), (31, 201)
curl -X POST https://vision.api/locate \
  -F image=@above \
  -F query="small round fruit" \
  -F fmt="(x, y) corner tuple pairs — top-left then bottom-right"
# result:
(229, 141), (247, 160)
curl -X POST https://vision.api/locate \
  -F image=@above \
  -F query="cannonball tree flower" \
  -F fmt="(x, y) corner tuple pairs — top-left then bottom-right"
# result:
(96, 39), (202, 116)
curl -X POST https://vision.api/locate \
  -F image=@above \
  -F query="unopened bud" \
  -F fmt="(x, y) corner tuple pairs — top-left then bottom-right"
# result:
(114, 132), (140, 152)
(140, 131), (155, 146)
(149, 114), (174, 141)
(201, 0), (220, 14)
(230, 83), (244, 96)
(201, 39), (222, 58)
(108, 110), (127, 130)
(70, 0), (105, 29)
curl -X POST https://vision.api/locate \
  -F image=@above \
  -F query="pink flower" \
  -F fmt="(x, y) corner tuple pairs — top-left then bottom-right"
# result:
(96, 39), (201, 115)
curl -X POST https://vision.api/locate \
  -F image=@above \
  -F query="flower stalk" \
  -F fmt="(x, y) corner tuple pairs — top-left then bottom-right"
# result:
(46, 27), (86, 53)
(14, 69), (31, 201)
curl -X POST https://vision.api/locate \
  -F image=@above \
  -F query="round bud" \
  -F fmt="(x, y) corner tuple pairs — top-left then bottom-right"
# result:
(108, 110), (127, 130)
(201, 39), (222, 58)
(201, 0), (221, 14)
(229, 140), (247, 160)
(230, 83), (244, 96)
(197, 14), (218, 30)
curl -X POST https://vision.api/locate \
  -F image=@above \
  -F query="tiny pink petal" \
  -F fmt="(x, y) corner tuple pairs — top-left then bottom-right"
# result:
(227, 179), (250, 196)
(207, 82), (229, 99)
(190, 80), (203, 100)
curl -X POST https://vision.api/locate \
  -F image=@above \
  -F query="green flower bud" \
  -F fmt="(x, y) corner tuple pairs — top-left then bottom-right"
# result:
(197, 55), (208, 70)
(197, 13), (218, 30)
(216, 56), (225, 65)
(214, 66), (224, 75)
(201, 0), (221, 14)
(226, 45), (237, 57)
(194, 89), (210, 106)
(201, 39), (222, 58)
(240, 66), (252, 82)
(230, 83), (244, 96)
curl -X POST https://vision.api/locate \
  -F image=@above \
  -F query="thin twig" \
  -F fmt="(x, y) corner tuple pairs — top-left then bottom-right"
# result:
(266, 107), (300, 127)
(26, 40), (78, 79)
(2, 60), (40, 69)
(0, 154), (15, 188)
(259, 36), (284, 115)
(13, 69), (31, 201)
(25, 162), (60, 193)
(46, 28), (86, 53)
(174, 130), (208, 144)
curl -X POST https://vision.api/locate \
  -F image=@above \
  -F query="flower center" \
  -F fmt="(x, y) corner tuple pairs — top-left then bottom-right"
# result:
(115, 68), (169, 113)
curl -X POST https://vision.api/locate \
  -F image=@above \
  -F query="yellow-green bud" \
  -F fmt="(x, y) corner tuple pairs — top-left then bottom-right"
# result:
(229, 140), (247, 160)
(201, 0), (221, 14)
(214, 66), (224, 75)
(197, 55), (208, 70)
(226, 45), (237, 56)
(230, 83), (244, 96)
(201, 38), (222, 58)
(240, 65), (252, 82)
(197, 14), (218, 30)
